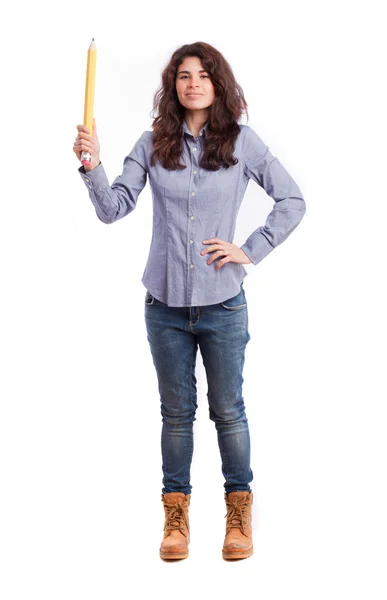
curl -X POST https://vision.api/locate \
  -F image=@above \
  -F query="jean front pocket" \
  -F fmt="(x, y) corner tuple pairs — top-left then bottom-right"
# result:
(145, 290), (156, 305)
(220, 285), (247, 311)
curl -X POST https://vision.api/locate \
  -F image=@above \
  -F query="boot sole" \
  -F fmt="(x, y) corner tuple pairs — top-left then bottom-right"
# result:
(160, 551), (189, 560)
(222, 546), (253, 560)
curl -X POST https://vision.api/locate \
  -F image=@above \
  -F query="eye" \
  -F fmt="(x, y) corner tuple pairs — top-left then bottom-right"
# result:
(179, 75), (210, 79)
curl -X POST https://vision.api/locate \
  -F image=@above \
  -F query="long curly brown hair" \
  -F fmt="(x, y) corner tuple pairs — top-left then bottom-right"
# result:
(149, 41), (249, 171)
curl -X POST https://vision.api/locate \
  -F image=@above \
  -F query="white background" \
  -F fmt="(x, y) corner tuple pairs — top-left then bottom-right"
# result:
(1, 0), (386, 597)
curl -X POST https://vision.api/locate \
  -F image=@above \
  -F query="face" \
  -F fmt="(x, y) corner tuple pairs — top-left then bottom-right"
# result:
(175, 56), (215, 113)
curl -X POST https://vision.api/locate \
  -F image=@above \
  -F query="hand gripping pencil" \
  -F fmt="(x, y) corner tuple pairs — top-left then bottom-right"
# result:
(81, 38), (97, 166)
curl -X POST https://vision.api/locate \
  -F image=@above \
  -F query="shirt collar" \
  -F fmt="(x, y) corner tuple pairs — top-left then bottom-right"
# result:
(182, 119), (208, 138)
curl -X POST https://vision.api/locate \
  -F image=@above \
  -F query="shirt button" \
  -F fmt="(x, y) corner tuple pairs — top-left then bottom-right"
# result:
(199, 132), (202, 136)
(192, 147), (197, 152)
(189, 239), (193, 244)
(193, 170), (197, 175)
(190, 216), (195, 221)
(191, 191), (196, 196)
(88, 184), (92, 189)
(85, 177), (90, 182)
(190, 264), (194, 269)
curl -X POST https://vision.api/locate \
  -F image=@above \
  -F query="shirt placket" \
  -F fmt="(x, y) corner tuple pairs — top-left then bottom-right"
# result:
(186, 130), (203, 305)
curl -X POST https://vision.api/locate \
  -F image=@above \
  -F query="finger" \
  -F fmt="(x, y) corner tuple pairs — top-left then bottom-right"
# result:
(208, 251), (224, 264)
(74, 135), (91, 146)
(77, 132), (90, 141)
(201, 243), (220, 254)
(77, 124), (91, 134)
(76, 141), (93, 153)
(217, 256), (232, 269)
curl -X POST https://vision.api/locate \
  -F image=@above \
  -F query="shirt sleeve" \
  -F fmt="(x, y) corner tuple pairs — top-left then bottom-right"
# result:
(239, 125), (306, 265)
(78, 130), (150, 224)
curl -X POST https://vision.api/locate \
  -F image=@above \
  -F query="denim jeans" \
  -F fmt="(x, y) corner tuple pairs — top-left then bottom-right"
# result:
(144, 282), (253, 495)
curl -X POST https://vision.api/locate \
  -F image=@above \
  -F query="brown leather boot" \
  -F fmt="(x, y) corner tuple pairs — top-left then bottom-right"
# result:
(222, 491), (254, 560)
(160, 492), (191, 560)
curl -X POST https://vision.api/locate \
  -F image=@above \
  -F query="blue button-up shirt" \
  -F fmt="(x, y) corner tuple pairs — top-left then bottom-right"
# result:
(78, 120), (306, 307)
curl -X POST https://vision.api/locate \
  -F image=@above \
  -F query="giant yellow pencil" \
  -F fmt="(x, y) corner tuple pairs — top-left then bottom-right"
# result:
(81, 38), (97, 165)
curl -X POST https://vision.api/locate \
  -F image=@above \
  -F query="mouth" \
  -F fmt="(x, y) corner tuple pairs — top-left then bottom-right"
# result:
(186, 93), (203, 97)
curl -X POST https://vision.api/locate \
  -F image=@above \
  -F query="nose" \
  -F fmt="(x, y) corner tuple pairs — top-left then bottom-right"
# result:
(188, 76), (201, 89)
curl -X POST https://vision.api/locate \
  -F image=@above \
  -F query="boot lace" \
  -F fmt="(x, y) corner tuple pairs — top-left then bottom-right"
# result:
(225, 496), (249, 536)
(163, 498), (189, 538)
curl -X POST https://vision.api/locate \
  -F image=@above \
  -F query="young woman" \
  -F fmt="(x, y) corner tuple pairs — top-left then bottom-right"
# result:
(73, 41), (306, 561)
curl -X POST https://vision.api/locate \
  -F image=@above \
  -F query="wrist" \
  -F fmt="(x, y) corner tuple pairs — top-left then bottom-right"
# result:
(84, 159), (101, 172)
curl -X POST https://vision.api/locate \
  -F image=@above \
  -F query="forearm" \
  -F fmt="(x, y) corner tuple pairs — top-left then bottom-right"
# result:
(78, 149), (148, 224)
(240, 194), (306, 265)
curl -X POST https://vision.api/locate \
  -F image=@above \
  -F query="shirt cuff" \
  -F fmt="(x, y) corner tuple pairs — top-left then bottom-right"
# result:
(78, 161), (109, 192)
(240, 233), (274, 266)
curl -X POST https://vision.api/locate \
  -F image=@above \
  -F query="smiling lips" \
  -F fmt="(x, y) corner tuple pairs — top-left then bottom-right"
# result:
(186, 93), (203, 97)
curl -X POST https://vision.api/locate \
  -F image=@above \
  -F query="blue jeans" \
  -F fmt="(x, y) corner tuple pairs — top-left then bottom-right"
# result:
(144, 282), (253, 495)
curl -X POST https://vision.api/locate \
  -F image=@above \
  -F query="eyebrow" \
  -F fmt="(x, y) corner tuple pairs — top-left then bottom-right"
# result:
(177, 69), (208, 75)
